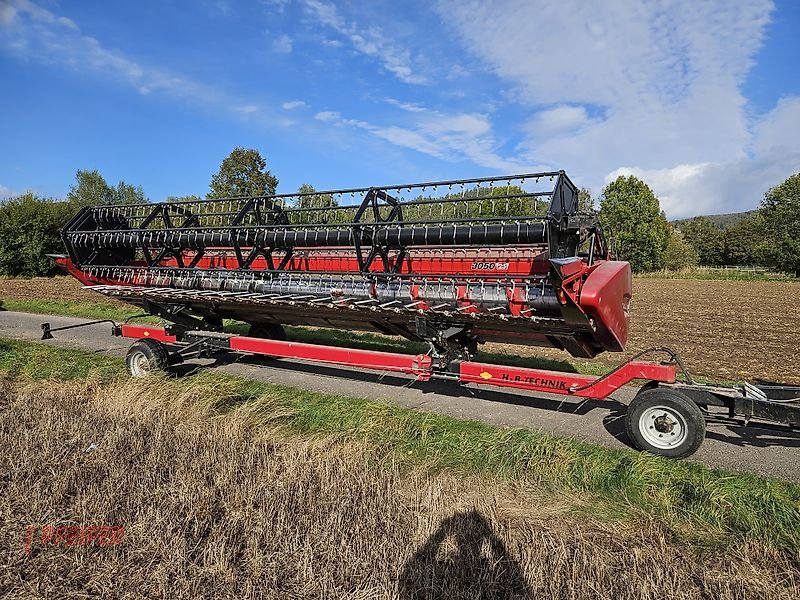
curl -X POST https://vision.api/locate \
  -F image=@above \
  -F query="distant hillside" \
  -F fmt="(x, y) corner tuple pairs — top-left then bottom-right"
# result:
(672, 209), (757, 229)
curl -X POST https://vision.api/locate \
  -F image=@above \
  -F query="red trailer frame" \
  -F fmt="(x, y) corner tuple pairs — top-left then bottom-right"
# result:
(116, 323), (678, 398)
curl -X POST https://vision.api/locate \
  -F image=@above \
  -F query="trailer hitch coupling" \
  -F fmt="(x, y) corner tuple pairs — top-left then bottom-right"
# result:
(41, 319), (120, 340)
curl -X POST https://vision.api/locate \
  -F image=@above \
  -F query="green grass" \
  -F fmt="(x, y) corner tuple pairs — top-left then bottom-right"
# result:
(0, 337), (125, 380)
(635, 268), (798, 282)
(1, 298), (154, 322)
(2, 336), (799, 556)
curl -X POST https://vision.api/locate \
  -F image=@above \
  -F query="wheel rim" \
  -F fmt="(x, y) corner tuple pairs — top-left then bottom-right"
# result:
(129, 351), (151, 377)
(638, 405), (688, 449)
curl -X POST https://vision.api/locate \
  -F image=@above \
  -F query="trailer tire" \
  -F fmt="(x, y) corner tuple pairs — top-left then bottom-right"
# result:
(126, 339), (169, 377)
(248, 323), (287, 341)
(624, 388), (705, 458)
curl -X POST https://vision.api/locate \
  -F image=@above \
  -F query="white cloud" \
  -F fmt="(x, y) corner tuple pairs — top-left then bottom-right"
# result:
(608, 96), (800, 216)
(272, 33), (292, 54)
(4, 0), (77, 30)
(316, 108), (538, 173)
(528, 105), (592, 135)
(371, 127), (448, 160)
(210, 1), (233, 17)
(282, 100), (307, 110)
(234, 104), (261, 116)
(302, 0), (426, 84)
(0, 0), (278, 125)
(0, 3), (17, 25)
(314, 110), (340, 121)
(439, 0), (770, 109)
(436, 0), (796, 217)
(386, 98), (427, 113)
(0, 184), (14, 199)
(750, 95), (800, 157)
(445, 63), (469, 81)
(261, 0), (290, 13)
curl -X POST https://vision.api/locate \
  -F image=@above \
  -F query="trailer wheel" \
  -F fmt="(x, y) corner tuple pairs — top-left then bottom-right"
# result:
(624, 388), (706, 458)
(126, 339), (169, 377)
(248, 323), (287, 341)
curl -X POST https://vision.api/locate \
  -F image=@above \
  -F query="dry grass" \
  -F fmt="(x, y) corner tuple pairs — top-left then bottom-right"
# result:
(2, 375), (798, 599)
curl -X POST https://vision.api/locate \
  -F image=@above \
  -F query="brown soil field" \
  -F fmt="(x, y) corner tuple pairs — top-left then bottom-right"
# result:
(1, 276), (798, 383)
(2, 377), (797, 598)
(493, 278), (800, 384)
(627, 279), (800, 383)
(0, 276), (127, 306)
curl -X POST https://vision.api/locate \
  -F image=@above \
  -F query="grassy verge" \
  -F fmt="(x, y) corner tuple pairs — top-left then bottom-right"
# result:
(5, 363), (796, 598)
(2, 336), (799, 556)
(1, 297), (151, 322)
(636, 268), (798, 282)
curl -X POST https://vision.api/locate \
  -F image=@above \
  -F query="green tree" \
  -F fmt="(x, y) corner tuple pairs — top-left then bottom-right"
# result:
(471, 185), (535, 217)
(0, 193), (74, 276)
(598, 176), (670, 272)
(165, 195), (203, 203)
(66, 170), (146, 206)
(66, 170), (112, 205)
(110, 181), (147, 205)
(760, 173), (800, 276)
(208, 147), (278, 199)
(296, 183), (338, 209)
(577, 187), (595, 213)
(407, 185), (538, 220)
(663, 229), (698, 271)
(722, 214), (767, 266)
(679, 216), (724, 266)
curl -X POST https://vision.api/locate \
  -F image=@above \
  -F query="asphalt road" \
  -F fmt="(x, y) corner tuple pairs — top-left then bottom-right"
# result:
(1, 310), (798, 481)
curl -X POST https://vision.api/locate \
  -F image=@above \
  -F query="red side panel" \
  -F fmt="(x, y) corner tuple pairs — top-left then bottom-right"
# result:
(230, 336), (433, 379)
(120, 325), (178, 343)
(459, 360), (675, 399)
(579, 261), (632, 351)
(158, 248), (551, 277)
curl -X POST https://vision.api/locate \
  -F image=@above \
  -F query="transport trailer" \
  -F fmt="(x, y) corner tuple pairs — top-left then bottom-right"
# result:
(40, 319), (800, 459)
(44, 169), (800, 458)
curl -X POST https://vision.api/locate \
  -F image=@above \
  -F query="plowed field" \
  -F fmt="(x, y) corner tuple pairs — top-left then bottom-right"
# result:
(487, 278), (800, 383)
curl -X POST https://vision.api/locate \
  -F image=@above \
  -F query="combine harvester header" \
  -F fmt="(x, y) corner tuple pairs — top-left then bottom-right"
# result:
(46, 170), (799, 458)
(55, 171), (630, 362)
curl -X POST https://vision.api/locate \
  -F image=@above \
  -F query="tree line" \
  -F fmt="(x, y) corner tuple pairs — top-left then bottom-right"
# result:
(0, 148), (282, 276)
(1, 146), (797, 276)
(596, 173), (799, 276)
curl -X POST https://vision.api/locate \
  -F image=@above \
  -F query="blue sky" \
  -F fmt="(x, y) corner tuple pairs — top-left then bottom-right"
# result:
(1, 0), (798, 218)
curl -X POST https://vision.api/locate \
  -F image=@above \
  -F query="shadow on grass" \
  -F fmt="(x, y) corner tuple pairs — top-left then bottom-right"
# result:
(398, 509), (531, 599)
